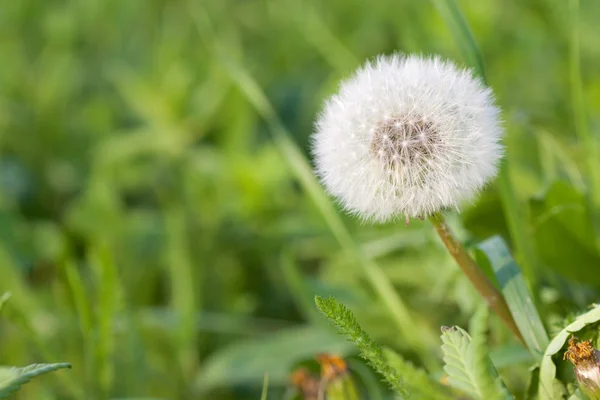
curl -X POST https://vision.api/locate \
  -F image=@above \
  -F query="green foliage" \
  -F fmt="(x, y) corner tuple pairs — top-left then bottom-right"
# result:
(194, 325), (352, 393)
(539, 305), (600, 399)
(259, 373), (268, 400)
(440, 305), (513, 400)
(314, 296), (408, 398)
(2, 0), (600, 398)
(324, 374), (361, 400)
(383, 348), (454, 400)
(477, 236), (549, 361)
(0, 293), (10, 312)
(0, 363), (71, 398)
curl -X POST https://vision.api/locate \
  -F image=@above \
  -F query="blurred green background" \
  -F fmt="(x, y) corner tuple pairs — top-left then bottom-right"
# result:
(2, 0), (600, 398)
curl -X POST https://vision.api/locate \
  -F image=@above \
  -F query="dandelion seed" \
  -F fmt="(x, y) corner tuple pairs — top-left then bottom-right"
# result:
(312, 54), (503, 222)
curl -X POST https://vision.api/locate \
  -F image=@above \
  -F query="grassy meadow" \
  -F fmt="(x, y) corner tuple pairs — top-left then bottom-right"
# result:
(2, 0), (600, 398)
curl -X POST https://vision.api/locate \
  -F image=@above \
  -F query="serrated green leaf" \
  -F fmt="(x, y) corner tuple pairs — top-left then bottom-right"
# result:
(315, 296), (408, 398)
(440, 305), (513, 400)
(383, 347), (454, 400)
(539, 305), (600, 399)
(478, 236), (549, 361)
(0, 363), (71, 398)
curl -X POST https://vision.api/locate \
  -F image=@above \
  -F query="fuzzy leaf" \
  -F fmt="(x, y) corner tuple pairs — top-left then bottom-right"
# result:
(315, 296), (408, 398)
(440, 305), (513, 400)
(539, 305), (600, 399)
(383, 347), (454, 400)
(0, 363), (71, 398)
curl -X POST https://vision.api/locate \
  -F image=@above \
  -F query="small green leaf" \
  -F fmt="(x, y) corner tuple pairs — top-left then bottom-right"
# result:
(0, 363), (71, 398)
(440, 305), (513, 400)
(478, 236), (549, 361)
(539, 305), (600, 399)
(315, 296), (408, 398)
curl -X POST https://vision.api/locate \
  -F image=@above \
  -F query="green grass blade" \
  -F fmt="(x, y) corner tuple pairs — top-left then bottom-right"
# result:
(260, 373), (269, 400)
(431, 0), (485, 79)
(432, 0), (539, 285)
(315, 296), (408, 399)
(90, 246), (121, 397)
(280, 252), (324, 325)
(62, 260), (93, 335)
(568, 0), (600, 248)
(0, 292), (11, 313)
(477, 236), (549, 362)
(0, 363), (72, 399)
(539, 305), (600, 399)
(164, 207), (198, 376)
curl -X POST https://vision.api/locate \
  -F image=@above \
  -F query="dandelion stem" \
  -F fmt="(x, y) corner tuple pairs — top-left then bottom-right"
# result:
(429, 213), (524, 344)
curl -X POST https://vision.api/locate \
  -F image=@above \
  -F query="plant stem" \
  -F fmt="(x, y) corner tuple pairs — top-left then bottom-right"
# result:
(429, 213), (524, 344)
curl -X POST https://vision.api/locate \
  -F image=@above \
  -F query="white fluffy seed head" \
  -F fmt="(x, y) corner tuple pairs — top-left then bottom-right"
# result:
(312, 54), (504, 222)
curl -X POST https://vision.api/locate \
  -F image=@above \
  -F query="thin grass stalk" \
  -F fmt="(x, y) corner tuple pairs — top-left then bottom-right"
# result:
(430, 213), (524, 344)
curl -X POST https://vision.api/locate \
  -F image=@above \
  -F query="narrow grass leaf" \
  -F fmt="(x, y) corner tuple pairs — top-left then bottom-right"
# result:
(0, 292), (10, 312)
(315, 296), (409, 398)
(478, 236), (549, 361)
(260, 373), (269, 400)
(0, 363), (71, 398)
(90, 246), (121, 397)
(164, 208), (198, 376)
(62, 260), (93, 335)
(280, 251), (323, 325)
(539, 305), (600, 399)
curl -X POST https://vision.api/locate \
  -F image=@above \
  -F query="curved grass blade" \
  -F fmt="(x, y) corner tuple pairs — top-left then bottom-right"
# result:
(478, 236), (549, 361)
(260, 373), (269, 400)
(0, 292), (10, 313)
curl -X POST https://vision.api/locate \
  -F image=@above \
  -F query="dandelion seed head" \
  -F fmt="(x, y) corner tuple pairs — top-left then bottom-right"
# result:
(312, 53), (504, 222)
